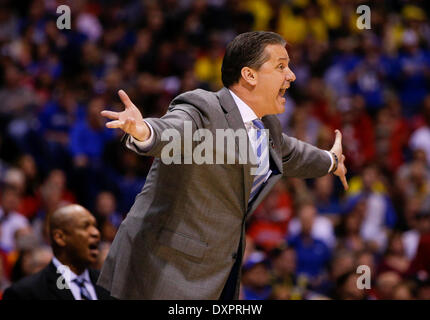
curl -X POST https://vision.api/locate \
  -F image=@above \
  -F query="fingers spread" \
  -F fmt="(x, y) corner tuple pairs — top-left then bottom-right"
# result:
(106, 120), (124, 129)
(101, 110), (120, 120)
(336, 153), (348, 190)
(118, 90), (133, 109)
(340, 173), (349, 190)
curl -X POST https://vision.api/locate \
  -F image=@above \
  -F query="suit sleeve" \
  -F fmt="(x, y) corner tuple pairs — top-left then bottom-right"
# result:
(124, 103), (206, 158)
(281, 133), (332, 178)
(2, 286), (22, 300)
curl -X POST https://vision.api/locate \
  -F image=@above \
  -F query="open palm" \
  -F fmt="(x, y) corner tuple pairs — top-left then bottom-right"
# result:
(100, 90), (149, 141)
(330, 130), (348, 190)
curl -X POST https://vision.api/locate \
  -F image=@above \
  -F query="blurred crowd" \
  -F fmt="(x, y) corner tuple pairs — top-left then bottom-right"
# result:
(1, 0), (430, 300)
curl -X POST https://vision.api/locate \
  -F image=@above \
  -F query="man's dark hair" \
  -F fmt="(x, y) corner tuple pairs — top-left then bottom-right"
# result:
(221, 31), (286, 88)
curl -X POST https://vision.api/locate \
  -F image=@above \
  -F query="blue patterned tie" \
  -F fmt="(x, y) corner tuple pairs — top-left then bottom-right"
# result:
(73, 278), (92, 300)
(249, 119), (271, 203)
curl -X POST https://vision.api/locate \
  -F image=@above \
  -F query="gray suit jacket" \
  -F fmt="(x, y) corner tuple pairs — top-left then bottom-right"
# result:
(97, 87), (331, 299)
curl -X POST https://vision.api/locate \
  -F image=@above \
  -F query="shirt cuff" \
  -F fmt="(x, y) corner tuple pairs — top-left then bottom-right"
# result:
(128, 120), (155, 151)
(325, 150), (334, 173)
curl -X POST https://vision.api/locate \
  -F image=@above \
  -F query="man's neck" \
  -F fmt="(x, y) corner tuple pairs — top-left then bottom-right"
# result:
(54, 254), (87, 275)
(229, 86), (264, 118)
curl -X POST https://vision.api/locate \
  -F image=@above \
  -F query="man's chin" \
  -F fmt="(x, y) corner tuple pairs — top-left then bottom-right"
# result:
(276, 94), (286, 108)
(262, 101), (285, 116)
(88, 251), (99, 263)
(275, 101), (286, 114)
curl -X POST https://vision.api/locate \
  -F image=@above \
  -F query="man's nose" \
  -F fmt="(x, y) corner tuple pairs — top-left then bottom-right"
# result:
(90, 226), (101, 239)
(286, 67), (296, 82)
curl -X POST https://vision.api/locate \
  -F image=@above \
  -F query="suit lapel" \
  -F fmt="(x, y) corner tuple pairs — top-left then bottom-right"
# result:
(45, 261), (75, 300)
(244, 117), (284, 215)
(217, 89), (286, 212)
(89, 269), (110, 300)
(217, 88), (254, 210)
(262, 116), (283, 174)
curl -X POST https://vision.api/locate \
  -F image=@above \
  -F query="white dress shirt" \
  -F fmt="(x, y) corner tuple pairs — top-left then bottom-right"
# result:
(129, 90), (333, 171)
(52, 257), (98, 300)
(288, 215), (336, 249)
(229, 89), (272, 183)
(0, 208), (29, 252)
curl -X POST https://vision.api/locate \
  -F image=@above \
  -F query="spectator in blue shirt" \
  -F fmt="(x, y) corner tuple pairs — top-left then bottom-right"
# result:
(314, 175), (342, 216)
(395, 30), (430, 117)
(343, 164), (397, 252)
(241, 252), (272, 300)
(69, 96), (114, 167)
(69, 96), (114, 208)
(37, 89), (85, 170)
(287, 203), (332, 282)
(348, 37), (388, 115)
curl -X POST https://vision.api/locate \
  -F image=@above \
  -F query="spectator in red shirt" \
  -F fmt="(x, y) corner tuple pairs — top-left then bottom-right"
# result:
(407, 231), (430, 279)
(377, 231), (411, 278)
(339, 95), (375, 173)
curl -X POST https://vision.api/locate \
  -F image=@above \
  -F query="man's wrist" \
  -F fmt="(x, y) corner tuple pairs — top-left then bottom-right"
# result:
(128, 120), (155, 152)
(134, 121), (151, 142)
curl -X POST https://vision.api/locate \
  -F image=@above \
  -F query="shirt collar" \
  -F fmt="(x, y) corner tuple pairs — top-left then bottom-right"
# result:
(52, 256), (91, 283)
(228, 89), (259, 124)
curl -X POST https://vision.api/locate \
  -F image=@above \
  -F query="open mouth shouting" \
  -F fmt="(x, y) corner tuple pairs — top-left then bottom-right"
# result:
(278, 84), (289, 103)
(88, 241), (100, 258)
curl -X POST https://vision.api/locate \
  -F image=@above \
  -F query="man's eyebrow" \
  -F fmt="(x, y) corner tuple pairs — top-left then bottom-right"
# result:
(278, 57), (290, 62)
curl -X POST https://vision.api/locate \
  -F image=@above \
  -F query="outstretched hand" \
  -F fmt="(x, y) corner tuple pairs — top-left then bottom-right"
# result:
(100, 90), (150, 142)
(330, 129), (348, 190)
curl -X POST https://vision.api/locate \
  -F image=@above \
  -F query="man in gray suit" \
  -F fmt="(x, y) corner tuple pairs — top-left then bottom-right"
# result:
(97, 31), (348, 299)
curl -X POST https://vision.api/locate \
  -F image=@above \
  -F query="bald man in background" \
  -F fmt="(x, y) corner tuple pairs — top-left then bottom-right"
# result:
(2, 204), (112, 300)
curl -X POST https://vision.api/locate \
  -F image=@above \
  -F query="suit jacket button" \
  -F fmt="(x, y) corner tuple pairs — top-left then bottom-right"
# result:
(232, 253), (237, 260)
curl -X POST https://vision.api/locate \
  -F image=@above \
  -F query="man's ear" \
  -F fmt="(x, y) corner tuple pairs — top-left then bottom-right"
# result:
(240, 67), (257, 86)
(52, 229), (67, 247)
